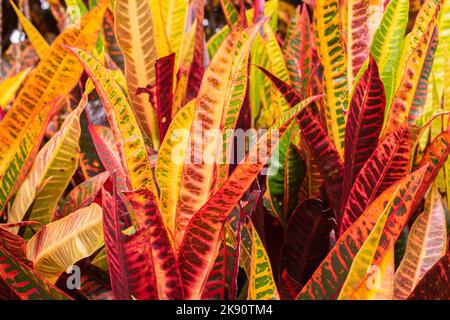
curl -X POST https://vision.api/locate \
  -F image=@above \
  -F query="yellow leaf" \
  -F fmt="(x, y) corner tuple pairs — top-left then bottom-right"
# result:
(149, 0), (171, 58)
(383, 0), (442, 137)
(248, 222), (280, 300)
(312, 0), (348, 155)
(338, 189), (394, 300)
(156, 99), (195, 234)
(26, 204), (104, 283)
(69, 47), (158, 196)
(0, 1), (106, 214)
(174, 22), (264, 248)
(115, 0), (160, 148)
(163, 0), (189, 70)
(8, 98), (85, 232)
(0, 68), (31, 109)
(9, 0), (49, 59)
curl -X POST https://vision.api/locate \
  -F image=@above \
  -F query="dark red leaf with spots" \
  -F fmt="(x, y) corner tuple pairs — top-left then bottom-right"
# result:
(342, 56), (386, 214)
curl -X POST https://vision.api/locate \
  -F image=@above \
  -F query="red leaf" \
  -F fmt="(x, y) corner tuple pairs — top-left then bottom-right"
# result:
(137, 53), (175, 142)
(124, 227), (159, 300)
(340, 124), (411, 234)
(123, 188), (184, 300)
(415, 130), (450, 208)
(296, 109), (344, 214)
(342, 56), (386, 212)
(283, 4), (315, 96)
(0, 224), (31, 267)
(101, 186), (133, 300)
(255, 65), (303, 106)
(89, 125), (128, 191)
(186, 0), (206, 100)
(256, 65), (344, 213)
(279, 199), (333, 288)
(78, 264), (114, 300)
(0, 245), (71, 300)
(408, 251), (450, 300)
(297, 167), (426, 299)
(201, 237), (227, 300)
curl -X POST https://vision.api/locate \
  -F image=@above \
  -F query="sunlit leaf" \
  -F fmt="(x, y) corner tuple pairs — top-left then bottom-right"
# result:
(8, 100), (84, 230)
(0, 2), (106, 213)
(26, 204), (104, 283)
(393, 186), (448, 299)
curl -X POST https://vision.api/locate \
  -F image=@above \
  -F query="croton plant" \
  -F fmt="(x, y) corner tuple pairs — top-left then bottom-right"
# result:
(0, 0), (448, 300)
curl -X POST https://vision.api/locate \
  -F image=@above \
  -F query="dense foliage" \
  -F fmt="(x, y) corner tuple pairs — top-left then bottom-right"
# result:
(0, 0), (449, 300)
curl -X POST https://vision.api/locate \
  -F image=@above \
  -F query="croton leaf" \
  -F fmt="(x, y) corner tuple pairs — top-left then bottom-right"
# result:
(9, 0), (49, 58)
(296, 108), (344, 215)
(283, 4), (314, 96)
(123, 187), (184, 299)
(0, 2), (106, 214)
(409, 28), (438, 123)
(247, 221), (280, 300)
(399, 0), (442, 75)
(8, 101), (84, 229)
(102, 8), (125, 69)
(0, 245), (71, 300)
(186, 0), (206, 101)
(297, 166), (426, 300)
(383, 0), (442, 137)
(407, 250), (450, 300)
(0, 68), (31, 110)
(88, 125), (128, 192)
(393, 186), (448, 299)
(338, 192), (394, 300)
(298, 145), (323, 203)
(346, 0), (371, 89)
(224, 190), (262, 299)
(256, 66), (344, 214)
(215, 21), (264, 191)
(162, 0), (189, 70)
(178, 95), (320, 299)
(137, 53), (176, 142)
(175, 20), (264, 249)
(26, 203), (104, 283)
(416, 131), (450, 205)
(114, 0), (159, 147)
(342, 56), (386, 212)
(102, 176), (181, 301)
(370, 0), (408, 105)
(266, 123), (306, 224)
(279, 199), (333, 288)
(75, 263), (113, 300)
(340, 124), (411, 233)
(122, 227), (158, 300)
(155, 100), (195, 234)
(201, 239), (228, 300)
(0, 224), (30, 266)
(60, 171), (110, 217)
(312, 0), (348, 155)
(101, 186), (133, 300)
(419, 130), (450, 194)
(70, 47), (158, 196)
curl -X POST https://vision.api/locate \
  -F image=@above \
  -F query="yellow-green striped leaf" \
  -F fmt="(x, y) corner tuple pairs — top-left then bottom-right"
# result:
(26, 203), (104, 283)
(8, 99), (85, 230)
